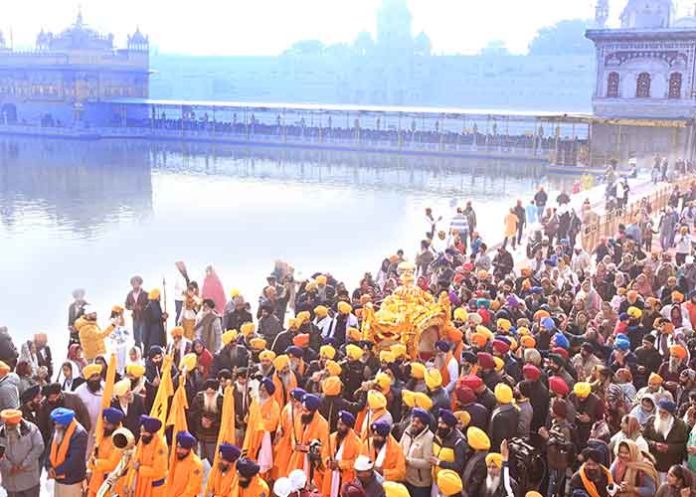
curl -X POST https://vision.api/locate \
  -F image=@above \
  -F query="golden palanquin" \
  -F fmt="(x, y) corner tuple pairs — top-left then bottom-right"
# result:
(361, 262), (451, 359)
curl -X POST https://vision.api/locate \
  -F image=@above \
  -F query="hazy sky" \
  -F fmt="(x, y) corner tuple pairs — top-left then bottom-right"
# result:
(2, 0), (690, 56)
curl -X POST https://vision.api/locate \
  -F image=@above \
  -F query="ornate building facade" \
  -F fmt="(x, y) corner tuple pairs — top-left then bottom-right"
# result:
(0, 11), (149, 125)
(585, 0), (696, 161)
(586, 0), (695, 119)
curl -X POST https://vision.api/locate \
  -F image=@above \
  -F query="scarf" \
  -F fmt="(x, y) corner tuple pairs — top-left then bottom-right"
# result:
(615, 440), (659, 489)
(579, 464), (612, 497)
(50, 420), (77, 476)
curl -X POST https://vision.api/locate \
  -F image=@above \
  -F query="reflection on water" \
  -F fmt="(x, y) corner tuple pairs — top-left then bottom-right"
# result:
(0, 137), (572, 349)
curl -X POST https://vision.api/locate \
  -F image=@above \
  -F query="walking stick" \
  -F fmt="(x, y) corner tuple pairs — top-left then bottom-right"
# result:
(162, 276), (168, 329)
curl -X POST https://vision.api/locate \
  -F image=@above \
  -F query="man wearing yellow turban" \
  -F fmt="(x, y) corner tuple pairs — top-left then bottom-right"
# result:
(570, 381), (602, 446)
(460, 427), (490, 497)
(424, 368), (451, 418)
(359, 390), (391, 440)
(271, 355), (297, 408)
(488, 384), (517, 452)
(436, 469), (463, 496)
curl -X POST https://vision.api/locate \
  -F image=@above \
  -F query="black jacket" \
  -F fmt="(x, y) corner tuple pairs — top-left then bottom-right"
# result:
(433, 427), (468, 474)
(488, 404), (519, 452)
(224, 308), (253, 333)
(211, 345), (250, 377)
(110, 396), (146, 443)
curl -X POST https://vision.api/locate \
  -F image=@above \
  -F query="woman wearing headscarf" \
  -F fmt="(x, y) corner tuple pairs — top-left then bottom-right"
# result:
(202, 265), (227, 319)
(56, 361), (84, 392)
(192, 339), (213, 378)
(609, 415), (649, 456)
(66, 343), (86, 372)
(609, 439), (658, 497)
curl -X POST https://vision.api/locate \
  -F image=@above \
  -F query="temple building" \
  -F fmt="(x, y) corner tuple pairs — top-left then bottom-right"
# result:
(585, 0), (696, 160)
(0, 10), (149, 126)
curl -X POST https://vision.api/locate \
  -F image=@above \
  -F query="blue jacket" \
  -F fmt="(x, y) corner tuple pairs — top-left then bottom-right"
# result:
(45, 423), (88, 485)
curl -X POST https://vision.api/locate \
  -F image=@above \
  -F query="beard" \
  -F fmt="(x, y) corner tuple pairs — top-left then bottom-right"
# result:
(301, 412), (315, 425)
(654, 415), (674, 438)
(87, 380), (102, 393)
(485, 474), (501, 492)
(103, 427), (116, 437)
(669, 358), (681, 374)
(141, 434), (153, 445)
(372, 438), (385, 451)
(203, 392), (219, 413)
(239, 478), (251, 489)
(218, 462), (230, 473)
(436, 427), (451, 439)
(281, 371), (294, 387)
(176, 451), (189, 460)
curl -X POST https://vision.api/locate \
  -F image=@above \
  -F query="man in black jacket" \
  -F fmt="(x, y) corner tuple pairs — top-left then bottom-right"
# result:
(110, 378), (146, 442)
(430, 409), (467, 475)
(212, 333), (251, 377)
(37, 384), (90, 454)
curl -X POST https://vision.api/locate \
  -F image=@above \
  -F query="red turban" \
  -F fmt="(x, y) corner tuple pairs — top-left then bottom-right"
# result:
(455, 385), (477, 405)
(491, 340), (510, 355)
(551, 347), (569, 360)
(549, 376), (569, 396)
(477, 352), (496, 370)
(522, 364), (542, 381)
(460, 374), (483, 390)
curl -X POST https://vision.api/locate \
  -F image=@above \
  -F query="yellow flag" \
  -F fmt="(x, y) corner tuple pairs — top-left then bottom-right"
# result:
(94, 353), (117, 447)
(205, 384), (236, 494)
(167, 370), (189, 469)
(242, 395), (263, 455)
(149, 354), (174, 436)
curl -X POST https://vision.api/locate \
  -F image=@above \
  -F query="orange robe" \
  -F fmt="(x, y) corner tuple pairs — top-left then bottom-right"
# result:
(272, 402), (299, 479)
(272, 373), (297, 409)
(230, 475), (269, 497)
(358, 408), (389, 441)
(165, 451), (204, 497)
(87, 435), (122, 497)
(360, 435), (406, 482)
(321, 429), (363, 497)
(208, 466), (238, 497)
(243, 397), (280, 474)
(128, 435), (168, 497)
(439, 352), (454, 387)
(288, 411), (330, 487)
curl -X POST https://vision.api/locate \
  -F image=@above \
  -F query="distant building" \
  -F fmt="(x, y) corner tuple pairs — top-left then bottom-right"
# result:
(585, 0), (696, 162)
(0, 9), (149, 126)
(586, 0), (694, 119)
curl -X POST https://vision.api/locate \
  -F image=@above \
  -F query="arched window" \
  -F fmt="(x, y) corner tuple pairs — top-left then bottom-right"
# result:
(636, 72), (651, 98)
(669, 72), (682, 99)
(607, 72), (620, 98)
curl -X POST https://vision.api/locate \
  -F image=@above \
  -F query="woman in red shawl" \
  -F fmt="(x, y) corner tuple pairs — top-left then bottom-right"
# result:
(202, 265), (227, 316)
(192, 339), (213, 378)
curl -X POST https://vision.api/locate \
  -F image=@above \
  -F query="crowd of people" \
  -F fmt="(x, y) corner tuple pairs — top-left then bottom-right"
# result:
(3, 170), (696, 497)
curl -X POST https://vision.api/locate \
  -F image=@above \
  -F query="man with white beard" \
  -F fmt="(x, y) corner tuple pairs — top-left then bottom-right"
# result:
(73, 363), (103, 461)
(480, 441), (519, 497)
(643, 399), (689, 479)
(191, 378), (224, 465)
(431, 341), (458, 394)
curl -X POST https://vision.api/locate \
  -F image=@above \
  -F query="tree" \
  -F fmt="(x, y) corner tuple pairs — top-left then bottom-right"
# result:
(528, 19), (594, 56)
